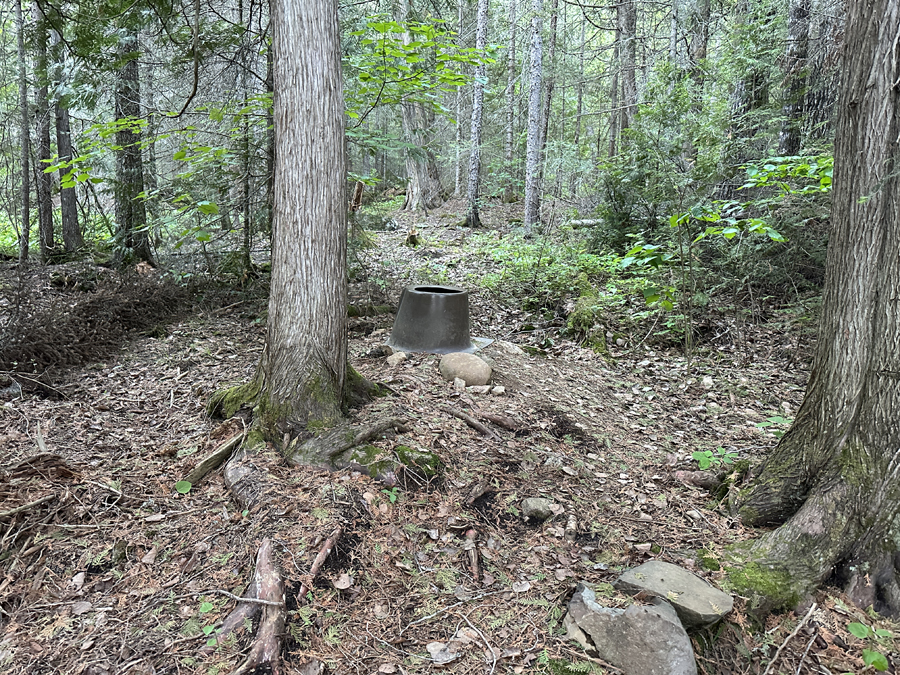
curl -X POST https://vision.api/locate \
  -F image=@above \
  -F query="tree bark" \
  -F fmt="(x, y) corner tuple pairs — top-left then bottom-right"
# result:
(254, 0), (348, 441)
(454, 0), (465, 198)
(33, 5), (54, 262)
(503, 0), (517, 202)
(730, 0), (900, 616)
(15, 0), (30, 262)
(51, 26), (82, 252)
(465, 0), (489, 228)
(617, 0), (637, 132)
(523, 0), (543, 232)
(114, 33), (153, 266)
(395, 0), (445, 213)
(778, 0), (811, 156)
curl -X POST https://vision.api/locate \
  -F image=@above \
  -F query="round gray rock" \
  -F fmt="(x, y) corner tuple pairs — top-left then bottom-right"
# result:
(439, 352), (492, 386)
(521, 497), (554, 521)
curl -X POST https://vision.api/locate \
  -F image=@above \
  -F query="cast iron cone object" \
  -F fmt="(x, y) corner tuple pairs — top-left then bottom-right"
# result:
(387, 285), (476, 354)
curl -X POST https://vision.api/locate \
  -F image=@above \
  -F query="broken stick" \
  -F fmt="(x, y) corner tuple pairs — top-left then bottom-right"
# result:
(439, 406), (500, 440)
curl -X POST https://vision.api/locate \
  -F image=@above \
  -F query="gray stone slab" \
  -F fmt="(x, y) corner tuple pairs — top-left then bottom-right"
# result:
(614, 561), (733, 630)
(567, 584), (697, 675)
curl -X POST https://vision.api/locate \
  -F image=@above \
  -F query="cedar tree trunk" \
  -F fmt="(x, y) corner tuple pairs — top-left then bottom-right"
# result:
(729, 0), (900, 616)
(253, 0), (348, 441)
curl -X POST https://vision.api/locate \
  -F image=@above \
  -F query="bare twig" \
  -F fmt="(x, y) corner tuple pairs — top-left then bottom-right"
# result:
(400, 590), (506, 634)
(762, 602), (817, 675)
(0, 494), (56, 520)
(458, 610), (497, 675)
(206, 588), (282, 607)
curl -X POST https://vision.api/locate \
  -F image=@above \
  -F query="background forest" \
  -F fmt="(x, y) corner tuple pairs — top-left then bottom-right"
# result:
(1, 0), (836, 317)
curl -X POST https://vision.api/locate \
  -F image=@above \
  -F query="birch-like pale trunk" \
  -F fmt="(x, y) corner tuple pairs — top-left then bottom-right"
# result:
(503, 0), (517, 202)
(523, 0), (543, 232)
(465, 0), (489, 228)
(254, 0), (348, 438)
(454, 0), (464, 197)
(730, 0), (900, 616)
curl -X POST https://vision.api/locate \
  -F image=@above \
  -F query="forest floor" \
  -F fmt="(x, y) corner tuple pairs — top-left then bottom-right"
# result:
(0, 197), (895, 675)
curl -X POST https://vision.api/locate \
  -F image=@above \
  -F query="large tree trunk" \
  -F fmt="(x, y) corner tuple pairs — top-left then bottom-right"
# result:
(34, 6), (54, 262)
(465, 0), (488, 228)
(254, 0), (348, 441)
(730, 0), (900, 616)
(778, 0), (811, 156)
(114, 34), (154, 266)
(16, 0), (30, 262)
(523, 0), (543, 232)
(503, 0), (517, 202)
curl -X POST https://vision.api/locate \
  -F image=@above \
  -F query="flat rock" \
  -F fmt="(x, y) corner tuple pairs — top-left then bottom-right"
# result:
(495, 340), (525, 355)
(614, 561), (733, 630)
(439, 353), (492, 386)
(386, 352), (407, 367)
(521, 497), (553, 521)
(567, 584), (697, 675)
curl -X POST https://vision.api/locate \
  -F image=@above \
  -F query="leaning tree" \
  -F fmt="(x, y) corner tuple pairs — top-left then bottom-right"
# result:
(727, 0), (900, 615)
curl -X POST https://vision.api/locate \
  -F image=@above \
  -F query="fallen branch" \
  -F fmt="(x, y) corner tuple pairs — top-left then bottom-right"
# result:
(230, 539), (285, 675)
(298, 527), (342, 600)
(476, 411), (518, 432)
(440, 406), (499, 440)
(184, 432), (245, 486)
(198, 577), (260, 657)
(0, 494), (56, 520)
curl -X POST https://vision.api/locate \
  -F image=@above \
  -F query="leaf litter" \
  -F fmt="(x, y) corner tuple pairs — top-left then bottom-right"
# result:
(0, 198), (891, 675)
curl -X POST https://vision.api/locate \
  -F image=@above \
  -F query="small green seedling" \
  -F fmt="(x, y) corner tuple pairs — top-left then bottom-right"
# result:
(847, 622), (892, 671)
(174, 480), (192, 494)
(691, 447), (738, 470)
(755, 415), (793, 438)
(381, 487), (400, 504)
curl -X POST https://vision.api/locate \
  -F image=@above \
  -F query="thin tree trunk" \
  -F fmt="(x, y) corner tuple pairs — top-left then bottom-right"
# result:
(15, 0), (30, 262)
(50, 27), (81, 252)
(778, 0), (811, 156)
(265, 31), (275, 237)
(503, 0), (517, 202)
(454, 1), (464, 197)
(465, 0), (489, 228)
(523, 0), (543, 232)
(33, 5), (54, 262)
(114, 34), (153, 266)
(618, 0), (637, 133)
(731, 0), (900, 616)
(608, 40), (619, 158)
(570, 19), (585, 196)
(539, 0), (558, 153)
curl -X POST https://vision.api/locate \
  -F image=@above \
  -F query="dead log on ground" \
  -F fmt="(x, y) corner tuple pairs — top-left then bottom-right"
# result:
(439, 406), (499, 440)
(184, 432), (244, 486)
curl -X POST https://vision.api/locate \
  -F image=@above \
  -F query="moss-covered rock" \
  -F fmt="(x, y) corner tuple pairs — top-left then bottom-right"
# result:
(395, 445), (443, 478)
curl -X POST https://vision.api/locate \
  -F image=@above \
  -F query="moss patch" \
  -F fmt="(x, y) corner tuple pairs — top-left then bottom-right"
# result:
(395, 445), (443, 478)
(206, 380), (261, 419)
(723, 552), (801, 613)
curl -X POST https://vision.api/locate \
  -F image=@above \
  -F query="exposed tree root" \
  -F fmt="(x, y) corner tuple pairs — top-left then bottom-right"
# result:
(231, 539), (285, 675)
(223, 446), (272, 508)
(283, 417), (409, 467)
